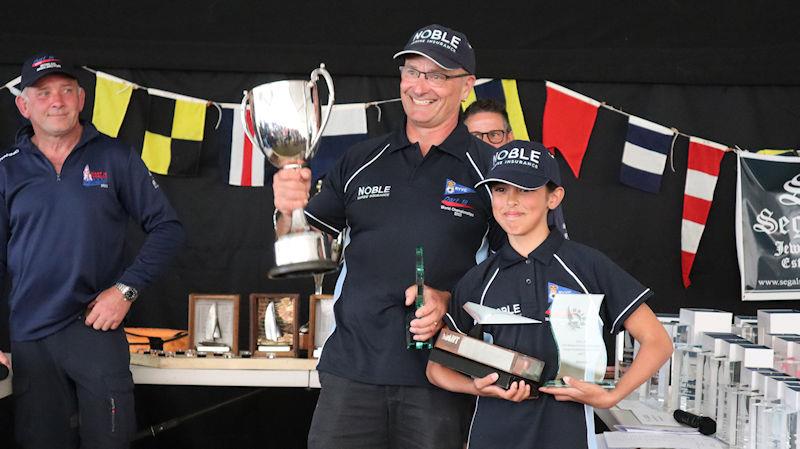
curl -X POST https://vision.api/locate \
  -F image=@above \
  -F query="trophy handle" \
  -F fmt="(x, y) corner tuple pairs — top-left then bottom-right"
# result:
(239, 91), (267, 157)
(308, 64), (335, 152)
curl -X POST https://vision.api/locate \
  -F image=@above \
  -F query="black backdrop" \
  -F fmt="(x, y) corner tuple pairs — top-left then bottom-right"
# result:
(2, 2), (800, 448)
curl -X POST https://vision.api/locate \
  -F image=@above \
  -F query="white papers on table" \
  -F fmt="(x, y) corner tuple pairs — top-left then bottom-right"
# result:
(614, 425), (698, 434)
(615, 399), (684, 428)
(463, 302), (542, 324)
(603, 432), (728, 449)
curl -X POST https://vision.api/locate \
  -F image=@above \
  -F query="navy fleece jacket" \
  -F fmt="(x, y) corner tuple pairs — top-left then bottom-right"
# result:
(0, 123), (184, 341)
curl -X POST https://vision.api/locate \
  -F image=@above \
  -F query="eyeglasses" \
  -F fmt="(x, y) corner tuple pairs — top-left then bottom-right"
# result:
(399, 66), (471, 87)
(470, 129), (511, 145)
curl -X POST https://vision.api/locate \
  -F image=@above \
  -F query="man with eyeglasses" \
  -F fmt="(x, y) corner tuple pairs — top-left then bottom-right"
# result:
(273, 24), (503, 448)
(463, 98), (515, 148)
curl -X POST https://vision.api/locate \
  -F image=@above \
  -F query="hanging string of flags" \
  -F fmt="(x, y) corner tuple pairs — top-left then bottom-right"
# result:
(542, 81), (740, 287)
(2, 69), (766, 288)
(1, 67), (371, 183)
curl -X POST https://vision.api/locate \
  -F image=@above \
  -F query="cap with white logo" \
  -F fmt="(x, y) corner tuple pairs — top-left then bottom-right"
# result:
(20, 53), (78, 89)
(475, 140), (562, 191)
(393, 24), (476, 74)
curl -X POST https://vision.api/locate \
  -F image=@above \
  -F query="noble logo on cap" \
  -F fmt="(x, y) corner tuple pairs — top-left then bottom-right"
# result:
(20, 53), (78, 89)
(393, 24), (476, 74)
(475, 140), (562, 191)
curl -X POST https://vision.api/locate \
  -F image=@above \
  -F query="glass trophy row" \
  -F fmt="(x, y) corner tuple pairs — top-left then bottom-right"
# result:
(615, 309), (800, 448)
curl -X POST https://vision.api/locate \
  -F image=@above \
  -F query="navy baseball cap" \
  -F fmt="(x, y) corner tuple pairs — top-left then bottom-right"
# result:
(393, 24), (476, 74)
(20, 53), (78, 89)
(475, 140), (562, 190)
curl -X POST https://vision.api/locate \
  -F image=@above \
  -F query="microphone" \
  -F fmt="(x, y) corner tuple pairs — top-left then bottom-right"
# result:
(673, 409), (716, 435)
(0, 364), (8, 381)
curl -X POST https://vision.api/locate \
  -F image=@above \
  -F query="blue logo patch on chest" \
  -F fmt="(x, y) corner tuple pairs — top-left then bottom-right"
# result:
(546, 283), (580, 317)
(547, 282), (580, 303)
(82, 165), (109, 188)
(440, 178), (476, 217)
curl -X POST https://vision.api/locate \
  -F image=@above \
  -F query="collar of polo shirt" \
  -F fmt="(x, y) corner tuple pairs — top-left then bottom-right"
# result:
(388, 121), (477, 162)
(498, 230), (564, 268)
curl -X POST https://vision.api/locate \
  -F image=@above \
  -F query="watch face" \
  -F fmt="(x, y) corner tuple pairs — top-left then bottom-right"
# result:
(117, 284), (137, 301)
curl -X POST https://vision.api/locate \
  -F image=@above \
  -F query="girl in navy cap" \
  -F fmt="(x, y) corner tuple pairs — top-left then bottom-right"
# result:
(427, 140), (673, 449)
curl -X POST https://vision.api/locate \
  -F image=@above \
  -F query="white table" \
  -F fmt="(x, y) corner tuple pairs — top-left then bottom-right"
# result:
(130, 353), (321, 388)
(597, 399), (731, 449)
(0, 353), (322, 399)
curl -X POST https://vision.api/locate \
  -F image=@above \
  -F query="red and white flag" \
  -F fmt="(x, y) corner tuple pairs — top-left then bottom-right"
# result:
(542, 81), (600, 178)
(681, 137), (727, 287)
(218, 104), (268, 187)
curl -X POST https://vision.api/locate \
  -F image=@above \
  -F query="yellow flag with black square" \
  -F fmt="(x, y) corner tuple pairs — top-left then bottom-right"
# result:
(141, 88), (206, 176)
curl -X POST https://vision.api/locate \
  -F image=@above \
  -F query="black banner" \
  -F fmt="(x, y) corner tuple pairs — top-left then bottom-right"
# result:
(737, 152), (800, 300)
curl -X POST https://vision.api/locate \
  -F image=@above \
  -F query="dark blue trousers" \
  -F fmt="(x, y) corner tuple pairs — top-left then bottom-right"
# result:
(11, 317), (135, 449)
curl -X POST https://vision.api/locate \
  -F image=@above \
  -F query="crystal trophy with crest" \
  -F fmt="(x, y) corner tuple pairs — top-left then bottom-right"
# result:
(406, 246), (432, 349)
(544, 293), (614, 388)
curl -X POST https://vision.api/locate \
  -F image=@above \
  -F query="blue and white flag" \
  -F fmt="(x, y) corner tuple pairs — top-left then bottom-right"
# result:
(619, 115), (674, 193)
(310, 103), (368, 182)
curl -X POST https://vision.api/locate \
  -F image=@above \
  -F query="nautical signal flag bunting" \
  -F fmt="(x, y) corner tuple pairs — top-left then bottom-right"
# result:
(542, 81), (600, 178)
(681, 137), (727, 287)
(217, 104), (270, 187)
(620, 115), (674, 193)
(91, 72), (134, 138)
(140, 88), (206, 176)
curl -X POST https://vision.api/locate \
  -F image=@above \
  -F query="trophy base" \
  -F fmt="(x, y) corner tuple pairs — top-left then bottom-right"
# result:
(268, 260), (339, 279)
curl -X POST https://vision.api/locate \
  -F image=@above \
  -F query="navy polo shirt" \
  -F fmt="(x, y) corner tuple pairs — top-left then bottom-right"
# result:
(305, 123), (504, 386)
(446, 231), (652, 449)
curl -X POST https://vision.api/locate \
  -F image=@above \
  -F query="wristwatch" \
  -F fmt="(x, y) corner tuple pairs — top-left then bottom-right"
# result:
(114, 283), (139, 302)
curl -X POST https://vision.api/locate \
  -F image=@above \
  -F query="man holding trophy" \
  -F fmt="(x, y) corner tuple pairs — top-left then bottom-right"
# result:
(270, 24), (502, 449)
(427, 140), (673, 449)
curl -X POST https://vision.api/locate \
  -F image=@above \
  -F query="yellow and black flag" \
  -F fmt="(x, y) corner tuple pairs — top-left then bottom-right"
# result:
(88, 70), (148, 153)
(462, 79), (529, 141)
(140, 89), (206, 176)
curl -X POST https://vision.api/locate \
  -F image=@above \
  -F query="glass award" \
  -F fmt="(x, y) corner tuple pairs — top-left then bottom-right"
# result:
(544, 293), (614, 388)
(733, 389), (764, 449)
(753, 402), (799, 449)
(670, 345), (704, 413)
(715, 383), (740, 444)
(406, 246), (432, 350)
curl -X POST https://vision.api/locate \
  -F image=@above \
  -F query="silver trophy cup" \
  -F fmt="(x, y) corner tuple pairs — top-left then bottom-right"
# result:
(241, 64), (341, 279)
